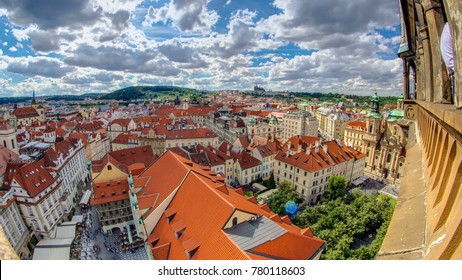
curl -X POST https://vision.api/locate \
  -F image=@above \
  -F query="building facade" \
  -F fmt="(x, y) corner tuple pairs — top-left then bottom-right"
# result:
(0, 190), (30, 258)
(274, 139), (366, 205)
(43, 139), (89, 214)
(7, 161), (65, 239)
(282, 111), (319, 143)
(0, 122), (18, 154)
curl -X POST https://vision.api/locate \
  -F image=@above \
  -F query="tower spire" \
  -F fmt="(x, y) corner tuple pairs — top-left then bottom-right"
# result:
(32, 90), (36, 105)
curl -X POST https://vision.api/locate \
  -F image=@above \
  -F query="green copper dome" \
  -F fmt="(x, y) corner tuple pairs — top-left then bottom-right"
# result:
(367, 91), (381, 118)
(366, 111), (382, 119)
(248, 117), (256, 126)
(269, 116), (277, 125)
(387, 109), (404, 122)
(371, 91), (379, 102)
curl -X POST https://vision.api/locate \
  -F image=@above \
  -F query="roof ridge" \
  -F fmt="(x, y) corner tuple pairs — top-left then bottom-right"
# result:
(189, 171), (235, 210)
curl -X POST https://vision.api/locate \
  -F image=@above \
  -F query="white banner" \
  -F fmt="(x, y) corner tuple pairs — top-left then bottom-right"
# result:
(1, 260), (459, 280)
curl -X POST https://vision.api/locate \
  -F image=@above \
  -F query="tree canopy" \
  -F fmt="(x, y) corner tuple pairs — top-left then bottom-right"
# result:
(323, 176), (347, 202)
(293, 189), (395, 260)
(264, 181), (302, 216)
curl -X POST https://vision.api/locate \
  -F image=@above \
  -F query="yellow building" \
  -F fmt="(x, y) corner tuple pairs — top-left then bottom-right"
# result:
(9, 106), (45, 128)
(275, 139), (366, 205)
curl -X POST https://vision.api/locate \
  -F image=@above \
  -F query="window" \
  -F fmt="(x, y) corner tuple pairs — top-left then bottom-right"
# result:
(107, 165), (112, 171)
(232, 217), (238, 227)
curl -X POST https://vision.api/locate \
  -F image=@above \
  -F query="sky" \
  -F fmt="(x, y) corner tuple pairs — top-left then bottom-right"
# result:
(0, 0), (403, 97)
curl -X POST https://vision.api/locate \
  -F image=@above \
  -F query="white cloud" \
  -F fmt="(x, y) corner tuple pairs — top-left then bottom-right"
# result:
(6, 56), (75, 78)
(0, 0), (403, 95)
(257, 0), (399, 50)
(143, 0), (219, 34)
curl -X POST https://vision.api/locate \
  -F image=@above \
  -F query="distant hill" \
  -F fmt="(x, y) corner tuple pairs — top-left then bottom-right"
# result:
(100, 86), (205, 101)
(0, 93), (104, 105)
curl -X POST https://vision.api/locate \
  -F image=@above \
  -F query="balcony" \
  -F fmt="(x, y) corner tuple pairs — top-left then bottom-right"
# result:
(378, 100), (462, 259)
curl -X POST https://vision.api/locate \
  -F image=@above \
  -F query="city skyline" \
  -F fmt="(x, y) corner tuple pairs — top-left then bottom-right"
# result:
(0, 0), (402, 97)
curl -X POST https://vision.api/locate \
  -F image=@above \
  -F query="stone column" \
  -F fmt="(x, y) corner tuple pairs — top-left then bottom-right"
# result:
(421, 0), (449, 103)
(403, 60), (410, 99)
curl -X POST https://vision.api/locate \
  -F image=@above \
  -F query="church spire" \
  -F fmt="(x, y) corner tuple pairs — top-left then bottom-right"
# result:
(32, 90), (36, 105)
(366, 91), (382, 119)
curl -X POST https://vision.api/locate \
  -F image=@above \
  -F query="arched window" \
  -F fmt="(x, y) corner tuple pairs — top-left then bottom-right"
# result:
(369, 125), (373, 133)
(387, 154), (392, 163)
(232, 217), (238, 227)
(11, 139), (15, 149)
(3, 140), (6, 148)
(107, 165), (112, 171)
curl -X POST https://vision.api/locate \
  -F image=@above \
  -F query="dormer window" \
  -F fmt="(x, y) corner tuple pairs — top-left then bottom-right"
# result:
(164, 207), (177, 223)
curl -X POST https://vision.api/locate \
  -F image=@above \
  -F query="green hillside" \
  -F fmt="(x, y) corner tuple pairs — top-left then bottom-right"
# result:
(100, 86), (205, 101)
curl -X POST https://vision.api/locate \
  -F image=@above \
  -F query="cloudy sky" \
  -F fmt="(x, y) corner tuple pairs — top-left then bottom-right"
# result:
(0, 0), (402, 97)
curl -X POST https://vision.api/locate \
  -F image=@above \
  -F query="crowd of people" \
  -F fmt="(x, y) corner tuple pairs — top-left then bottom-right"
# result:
(78, 208), (102, 260)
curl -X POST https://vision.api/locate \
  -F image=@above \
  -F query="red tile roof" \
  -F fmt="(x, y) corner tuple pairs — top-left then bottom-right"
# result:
(109, 118), (133, 127)
(275, 148), (334, 173)
(172, 107), (214, 117)
(0, 146), (18, 176)
(112, 133), (138, 145)
(92, 145), (158, 174)
(346, 120), (367, 130)
(68, 133), (89, 145)
(165, 128), (217, 140)
(109, 145), (157, 169)
(12, 107), (39, 118)
(139, 151), (324, 260)
(1, 162), (25, 190)
(236, 151), (260, 170)
(284, 136), (320, 152)
(324, 140), (352, 164)
(0, 122), (14, 131)
(91, 179), (129, 205)
(12, 161), (56, 198)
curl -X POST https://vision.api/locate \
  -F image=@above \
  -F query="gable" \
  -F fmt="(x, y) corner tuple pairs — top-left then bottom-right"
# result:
(92, 161), (127, 183)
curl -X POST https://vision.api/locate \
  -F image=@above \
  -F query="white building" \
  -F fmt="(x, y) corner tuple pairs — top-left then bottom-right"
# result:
(7, 161), (65, 238)
(0, 122), (18, 154)
(325, 111), (350, 140)
(43, 139), (89, 214)
(274, 139), (366, 205)
(282, 111), (319, 143)
(0, 190), (30, 258)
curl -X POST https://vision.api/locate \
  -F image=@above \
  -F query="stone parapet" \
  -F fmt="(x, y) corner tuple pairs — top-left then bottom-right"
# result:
(379, 101), (462, 259)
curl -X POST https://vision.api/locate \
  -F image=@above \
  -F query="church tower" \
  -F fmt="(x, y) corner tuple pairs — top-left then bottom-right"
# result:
(31, 90), (37, 106)
(364, 91), (383, 174)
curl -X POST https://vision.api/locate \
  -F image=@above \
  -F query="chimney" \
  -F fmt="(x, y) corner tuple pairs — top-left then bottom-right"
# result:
(322, 144), (328, 154)
(315, 146), (319, 154)
(288, 142), (292, 150)
(306, 148), (311, 155)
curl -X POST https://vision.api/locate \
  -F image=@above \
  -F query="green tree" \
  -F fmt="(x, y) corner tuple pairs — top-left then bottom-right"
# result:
(265, 181), (300, 215)
(266, 173), (276, 189)
(294, 191), (396, 260)
(323, 176), (347, 202)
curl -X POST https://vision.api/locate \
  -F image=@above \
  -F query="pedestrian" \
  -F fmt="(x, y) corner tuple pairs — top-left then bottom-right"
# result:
(440, 22), (455, 100)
